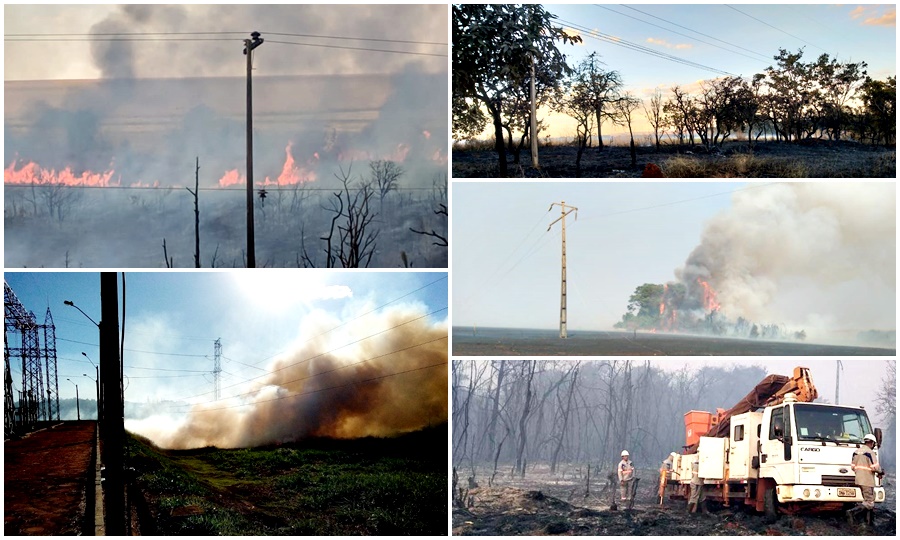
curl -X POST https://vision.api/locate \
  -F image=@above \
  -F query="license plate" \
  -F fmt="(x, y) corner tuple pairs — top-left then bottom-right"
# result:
(837, 488), (857, 498)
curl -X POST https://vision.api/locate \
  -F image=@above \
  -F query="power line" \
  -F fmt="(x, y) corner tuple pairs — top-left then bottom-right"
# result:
(266, 39), (446, 58)
(57, 336), (208, 357)
(172, 359), (447, 413)
(558, 18), (734, 76)
(173, 305), (448, 403)
(724, 5), (827, 54)
(609, 5), (772, 62)
(171, 334), (447, 411)
(6, 30), (446, 46)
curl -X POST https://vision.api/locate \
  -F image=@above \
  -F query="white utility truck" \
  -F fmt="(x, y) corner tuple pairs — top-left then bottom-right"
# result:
(661, 367), (885, 521)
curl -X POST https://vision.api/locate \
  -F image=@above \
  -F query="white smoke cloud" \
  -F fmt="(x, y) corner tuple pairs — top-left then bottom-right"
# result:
(677, 183), (896, 338)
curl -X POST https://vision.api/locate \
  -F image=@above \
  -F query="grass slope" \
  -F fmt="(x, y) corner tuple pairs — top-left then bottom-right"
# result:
(127, 424), (447, 535)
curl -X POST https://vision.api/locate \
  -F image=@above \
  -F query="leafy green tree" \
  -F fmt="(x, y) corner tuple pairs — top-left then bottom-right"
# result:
(453, 4), (580, 176)
(856, 76), (896, 146)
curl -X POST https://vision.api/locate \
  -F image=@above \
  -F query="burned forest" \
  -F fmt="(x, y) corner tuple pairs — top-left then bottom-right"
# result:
(451, 360), (896, 536)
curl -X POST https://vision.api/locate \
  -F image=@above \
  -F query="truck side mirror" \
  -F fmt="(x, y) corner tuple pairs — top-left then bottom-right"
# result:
(874, 428), (883, 448)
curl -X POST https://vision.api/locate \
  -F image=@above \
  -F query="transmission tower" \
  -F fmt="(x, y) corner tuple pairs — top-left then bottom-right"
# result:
(4, 282), (45, 429)
(5, 331), (15, 436)
(43, 307), (60, 421)
(547, 201), (578, 339)
(213, 338), (222, 400)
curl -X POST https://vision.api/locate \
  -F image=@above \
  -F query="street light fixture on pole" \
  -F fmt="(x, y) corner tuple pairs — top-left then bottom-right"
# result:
(67, 379), (80, 421)
(244, 31), (264, 268)
(82, 352), (101, 421)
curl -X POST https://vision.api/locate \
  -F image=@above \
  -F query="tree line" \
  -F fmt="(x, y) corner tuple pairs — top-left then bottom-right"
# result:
(453, 4), (897, 176)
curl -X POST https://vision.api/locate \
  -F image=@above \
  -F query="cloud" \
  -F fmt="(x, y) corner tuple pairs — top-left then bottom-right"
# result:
(646, 37), (693, 50)
(849, 5), (895, 26)
(864, 9), (895, 26)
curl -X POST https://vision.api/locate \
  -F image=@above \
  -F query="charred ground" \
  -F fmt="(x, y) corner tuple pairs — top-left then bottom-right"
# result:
(452, 140), (896, 178)
(452, 465), (896, 536)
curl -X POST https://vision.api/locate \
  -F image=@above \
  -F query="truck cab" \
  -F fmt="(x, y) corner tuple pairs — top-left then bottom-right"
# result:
(758, 395), (885, 506)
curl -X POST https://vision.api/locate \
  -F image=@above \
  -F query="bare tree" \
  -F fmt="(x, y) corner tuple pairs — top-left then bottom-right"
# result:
(369, 160), (403, 208)
(302, 164), (379, 268)
(613, 93), (642, 169)
(643, 89), (665, 151)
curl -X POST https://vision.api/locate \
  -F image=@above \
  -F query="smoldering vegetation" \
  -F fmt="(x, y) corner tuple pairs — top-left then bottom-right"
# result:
(5, 5), (448, 268)
(129, 303), (447, 450)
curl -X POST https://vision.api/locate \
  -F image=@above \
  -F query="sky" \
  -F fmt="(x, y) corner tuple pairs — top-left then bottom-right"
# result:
(4, 271), (448, 446)
(655, 358), (892, 427)
(4, 4), (448, 80)
(457, 3), (897, 139)
(451, 181), (895, 344)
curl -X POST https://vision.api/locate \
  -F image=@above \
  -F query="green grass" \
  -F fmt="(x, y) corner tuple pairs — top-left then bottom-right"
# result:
(126, 429), (447, 535)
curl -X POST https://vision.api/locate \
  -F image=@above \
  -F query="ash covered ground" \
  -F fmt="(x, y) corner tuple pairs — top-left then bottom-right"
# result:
(453, 465), (896, 536)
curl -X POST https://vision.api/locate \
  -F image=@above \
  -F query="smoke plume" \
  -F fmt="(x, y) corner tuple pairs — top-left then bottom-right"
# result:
(129, 304), (447, 449)
(675, 183), (895, 339)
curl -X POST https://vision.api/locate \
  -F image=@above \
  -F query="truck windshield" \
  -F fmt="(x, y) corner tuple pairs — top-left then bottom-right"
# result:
(793, 404), (873, 443)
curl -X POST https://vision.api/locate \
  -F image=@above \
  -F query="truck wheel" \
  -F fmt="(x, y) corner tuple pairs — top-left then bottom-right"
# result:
(763, 487), (778, 524)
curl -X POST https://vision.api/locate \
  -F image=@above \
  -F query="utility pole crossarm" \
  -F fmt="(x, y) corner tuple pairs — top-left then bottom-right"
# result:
(547, 202), (578, 231)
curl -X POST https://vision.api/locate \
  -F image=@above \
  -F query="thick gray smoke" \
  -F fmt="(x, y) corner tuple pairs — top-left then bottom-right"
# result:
(128, 304), (448, 449)
(676, 183), (895, 342)
(5, 5), (448, 268)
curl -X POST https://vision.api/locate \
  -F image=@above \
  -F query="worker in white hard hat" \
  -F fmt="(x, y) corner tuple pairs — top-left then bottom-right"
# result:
(848, 434), (882, 526)
(688, 457), (703, 513)
(618, 450), (635, 502)
(658, 452), (678, 505)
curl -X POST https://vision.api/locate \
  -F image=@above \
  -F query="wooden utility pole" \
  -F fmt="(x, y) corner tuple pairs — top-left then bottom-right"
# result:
(548, 201), (577, 339)
(530, 54), (539, 169)
(100, 273), (124, 535)
(186, 157), (201, 268)
(244, 32), (264, 268)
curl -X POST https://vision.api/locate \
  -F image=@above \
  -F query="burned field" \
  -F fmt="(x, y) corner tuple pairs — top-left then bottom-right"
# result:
(452, 466), (897, 536)
(451, 328), (895, 356)
(452, 140), (896, 178)
(127, 425), (447, 535)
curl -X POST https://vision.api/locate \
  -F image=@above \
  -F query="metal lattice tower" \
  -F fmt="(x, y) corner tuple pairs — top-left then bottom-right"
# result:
(4, 282), (44, 427)
(213, 338), (222, 400)
(43, 307), (60, 421)
(5, 331), (15, 436)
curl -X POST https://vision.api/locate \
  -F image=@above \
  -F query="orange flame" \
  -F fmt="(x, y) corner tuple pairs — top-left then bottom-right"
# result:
(697, 279), (721, 312)
(217, 142), (318, 187)
(5, 160), (118, 187)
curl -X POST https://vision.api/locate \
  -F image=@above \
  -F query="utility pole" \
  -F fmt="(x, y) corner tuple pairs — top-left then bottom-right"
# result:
(244, 31), (264, 268)
(213, 338), (222, 400)
(530, 54), (539, 169)
(835, 359), (843, 405)
(100, 273), (124, 535)
(67, 379), (80, 421)
(547, 201), (577, 339)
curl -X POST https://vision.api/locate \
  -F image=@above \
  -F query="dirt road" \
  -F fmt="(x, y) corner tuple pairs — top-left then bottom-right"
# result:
(4, 421), (96, 535)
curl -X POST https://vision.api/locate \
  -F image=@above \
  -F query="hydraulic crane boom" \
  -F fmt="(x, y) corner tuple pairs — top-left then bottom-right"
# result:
(702, 367), (818, 441)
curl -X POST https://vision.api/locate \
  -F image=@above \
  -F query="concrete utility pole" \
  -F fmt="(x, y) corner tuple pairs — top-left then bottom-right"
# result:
(547, 201), (578, 339)
(67, 379), (80, 421)
(213, 338), (222, 400)
(82, 352), (101, 421)
(100, 273), (124, 535)
(244, 31), (264, 268)
(835, 359), (843, 405)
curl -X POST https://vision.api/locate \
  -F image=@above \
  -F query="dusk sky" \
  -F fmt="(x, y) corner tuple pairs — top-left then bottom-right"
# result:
(455, 4), (897, 139)
(452, 182), (895, 344)
(4, 271), (447, 412)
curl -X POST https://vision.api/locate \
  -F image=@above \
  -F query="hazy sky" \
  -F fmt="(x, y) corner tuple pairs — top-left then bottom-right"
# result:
(451, 182), (895, 343)
(652, 358), (891, 427)
(4, 271), (448, 408)
(4, 4), (448, 80)
(457, 3), (897, 138)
